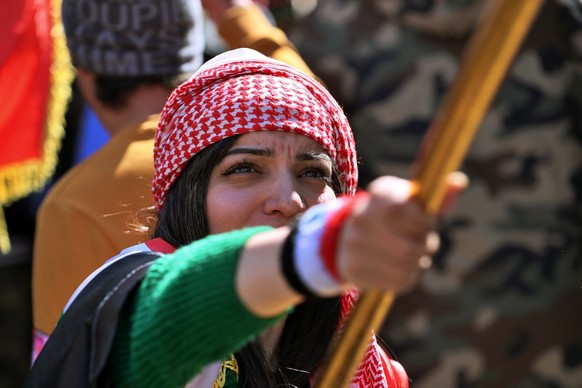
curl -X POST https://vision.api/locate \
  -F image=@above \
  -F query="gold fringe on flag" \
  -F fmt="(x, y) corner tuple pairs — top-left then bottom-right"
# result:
(0, 0), (74, 254)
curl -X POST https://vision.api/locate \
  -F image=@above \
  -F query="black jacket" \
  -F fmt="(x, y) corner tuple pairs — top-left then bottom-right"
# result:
(24, 252), (161, 388)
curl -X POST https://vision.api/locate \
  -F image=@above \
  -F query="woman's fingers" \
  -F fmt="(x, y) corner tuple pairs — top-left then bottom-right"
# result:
(439, 171), (469, 214)
(365, 176), (437, 238)
(337, 175), (445, 293)
(338, 218), (438, 292)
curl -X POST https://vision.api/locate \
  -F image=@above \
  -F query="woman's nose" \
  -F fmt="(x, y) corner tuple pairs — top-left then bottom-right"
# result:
(263, 176), (306, 218)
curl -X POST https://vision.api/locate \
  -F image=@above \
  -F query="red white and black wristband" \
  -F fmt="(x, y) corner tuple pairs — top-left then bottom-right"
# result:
(281, 194), (366, 298)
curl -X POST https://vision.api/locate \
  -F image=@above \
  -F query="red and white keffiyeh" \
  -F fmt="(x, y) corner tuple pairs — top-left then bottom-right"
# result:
(153, 48), (357, 210)
(340, 290), (409, 387)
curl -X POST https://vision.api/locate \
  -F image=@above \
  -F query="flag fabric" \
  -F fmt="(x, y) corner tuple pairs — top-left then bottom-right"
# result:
(0, 0), (74, 253)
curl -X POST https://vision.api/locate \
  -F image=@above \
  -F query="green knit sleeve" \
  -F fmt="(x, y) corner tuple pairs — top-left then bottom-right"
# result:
(110, 226), (288, 387)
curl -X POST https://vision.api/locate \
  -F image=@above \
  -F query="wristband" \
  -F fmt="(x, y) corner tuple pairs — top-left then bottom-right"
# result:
(320, 192), (369, 280)
(280, 199), (354, 297)
(281, 223), (318, 298)
(294, 202), (345, 296)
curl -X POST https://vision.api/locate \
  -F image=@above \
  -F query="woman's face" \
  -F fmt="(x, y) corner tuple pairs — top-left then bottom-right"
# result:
(207, 131), (337, 233)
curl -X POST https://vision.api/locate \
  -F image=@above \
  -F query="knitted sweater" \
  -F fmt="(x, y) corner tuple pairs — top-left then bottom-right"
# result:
(110, 226), (284, 387)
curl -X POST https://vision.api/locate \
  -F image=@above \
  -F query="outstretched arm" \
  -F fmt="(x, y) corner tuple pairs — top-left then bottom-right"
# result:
(237, 175), (450, 317)
(112, 174), (464, 386)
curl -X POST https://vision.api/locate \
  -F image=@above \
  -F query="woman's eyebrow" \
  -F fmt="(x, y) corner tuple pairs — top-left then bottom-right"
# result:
(225, 148), (331, 163)
(297, 150), (333, 163)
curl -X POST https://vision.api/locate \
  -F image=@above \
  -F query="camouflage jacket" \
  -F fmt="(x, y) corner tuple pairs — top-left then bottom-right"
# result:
(290, 1), (582, 387)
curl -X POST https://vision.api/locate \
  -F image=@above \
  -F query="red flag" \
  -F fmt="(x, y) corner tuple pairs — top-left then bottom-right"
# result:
(0, 0), (73, 253)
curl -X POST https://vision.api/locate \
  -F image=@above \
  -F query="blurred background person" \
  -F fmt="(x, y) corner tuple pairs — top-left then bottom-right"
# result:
(31, 0), (206, 357)
(287, 0), (582, 386)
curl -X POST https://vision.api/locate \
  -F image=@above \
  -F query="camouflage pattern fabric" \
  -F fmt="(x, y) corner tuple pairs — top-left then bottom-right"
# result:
(289, 1), (582, 386)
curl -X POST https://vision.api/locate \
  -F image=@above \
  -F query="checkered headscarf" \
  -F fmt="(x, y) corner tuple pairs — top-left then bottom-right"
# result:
(153, 48), (357, 210)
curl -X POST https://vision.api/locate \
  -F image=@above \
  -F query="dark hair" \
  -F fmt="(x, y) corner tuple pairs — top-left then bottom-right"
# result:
(94, 73), (191, 110)
(153, 135), (344, 387)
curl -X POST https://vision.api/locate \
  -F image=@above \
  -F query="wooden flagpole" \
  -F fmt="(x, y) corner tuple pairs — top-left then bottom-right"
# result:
(314, 1), (544, 386)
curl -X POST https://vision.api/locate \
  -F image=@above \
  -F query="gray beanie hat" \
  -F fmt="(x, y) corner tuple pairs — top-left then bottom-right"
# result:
(62, 0), (205, 76)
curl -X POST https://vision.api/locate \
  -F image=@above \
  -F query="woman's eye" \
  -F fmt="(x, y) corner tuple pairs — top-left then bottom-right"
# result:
(221, 161), (257, 175)
(302, 167), (332, 182)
